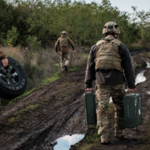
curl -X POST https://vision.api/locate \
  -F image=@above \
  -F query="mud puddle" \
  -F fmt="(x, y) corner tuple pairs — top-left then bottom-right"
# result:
(54, 134), (84, 150)
(0, 71), (86, 150)
(135, 70), (146, 85)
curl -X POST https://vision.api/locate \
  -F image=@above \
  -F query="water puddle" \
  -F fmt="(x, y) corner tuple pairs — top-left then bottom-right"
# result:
(146, 91), (150, 95)
(146, 62), (150, 68)
(54, 134), (84, 150)
(135, 70), (146, 85)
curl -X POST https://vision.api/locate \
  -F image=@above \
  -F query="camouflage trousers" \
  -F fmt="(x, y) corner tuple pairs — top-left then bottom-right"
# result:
(60, 53), (70, 68)
(95, 84), (125, 136)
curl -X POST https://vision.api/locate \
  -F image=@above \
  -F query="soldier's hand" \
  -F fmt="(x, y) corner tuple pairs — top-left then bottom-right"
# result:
(2, 58), (8, 67)
(86, 88), (92, 92)
(128, 88), (136, 92)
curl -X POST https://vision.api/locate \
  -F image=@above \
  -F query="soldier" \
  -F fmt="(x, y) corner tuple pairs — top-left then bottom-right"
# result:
(0, 50), (8, 67)
(55, 31), (75, 71)
(85, 21), (136, 144)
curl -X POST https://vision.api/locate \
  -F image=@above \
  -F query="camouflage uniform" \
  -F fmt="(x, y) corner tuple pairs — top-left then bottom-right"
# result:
(60, 52), (70, 68)
(95, 84), (125, 138)
(85, 22), (135, 143)
(55, 31), (74, 71)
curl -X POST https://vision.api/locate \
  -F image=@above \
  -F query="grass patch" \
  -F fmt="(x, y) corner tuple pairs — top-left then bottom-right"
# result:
(82, 53), (89, 59)
(42, 70), (61, 85)
(69, 66), (80, 72)
(15, 104), (40, 115)
(86, 132), (99, 143)
(1, 88), (37, 106)
(77, 129), (99, 150)
(4, 104), (40, 126)
(80, 143), (97, 150)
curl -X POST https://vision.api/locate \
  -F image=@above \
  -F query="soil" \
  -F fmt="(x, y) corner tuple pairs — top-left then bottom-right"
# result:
(0, 49), (150, 150)
(0, 71), (86, 150)
(70, 68), (150, 150)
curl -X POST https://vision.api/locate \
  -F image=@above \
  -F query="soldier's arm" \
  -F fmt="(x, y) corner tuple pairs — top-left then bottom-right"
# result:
(119, 43), (135, 89)
(55, 38), (60, 52)
(67, 38), (75, 50)
(85, 45), (96, 88)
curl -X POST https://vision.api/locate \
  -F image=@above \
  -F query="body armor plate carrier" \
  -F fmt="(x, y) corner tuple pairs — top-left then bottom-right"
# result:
(59, 37), (69, 47)
(95, 39), (122, 72)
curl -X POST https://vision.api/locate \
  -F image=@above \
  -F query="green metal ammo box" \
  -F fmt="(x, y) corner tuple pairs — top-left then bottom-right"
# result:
(123, 93), (142, 128)
(83, 92), (97, 125)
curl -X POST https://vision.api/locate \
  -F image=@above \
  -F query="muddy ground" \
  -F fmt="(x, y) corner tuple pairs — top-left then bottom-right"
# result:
(70, 68), (150, 150)
(0, 49), (150, 150)
(0, 71), (86, 150)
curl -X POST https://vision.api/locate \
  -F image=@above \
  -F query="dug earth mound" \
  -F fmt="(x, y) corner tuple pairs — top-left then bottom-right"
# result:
(0, 49), (149, 150)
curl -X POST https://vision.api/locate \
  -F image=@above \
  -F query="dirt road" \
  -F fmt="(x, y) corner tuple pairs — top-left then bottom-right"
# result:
(0, 49), (150, 150)
(0, 71), (86, 150)
(70, 68), (150, 150)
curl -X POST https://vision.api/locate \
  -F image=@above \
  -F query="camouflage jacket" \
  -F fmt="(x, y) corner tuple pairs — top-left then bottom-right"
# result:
(85, 38), (135, 89)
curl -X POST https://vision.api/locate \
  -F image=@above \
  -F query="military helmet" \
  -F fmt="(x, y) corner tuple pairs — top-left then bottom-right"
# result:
(60, 31), (68, 35)
(102, 21), (120, 35)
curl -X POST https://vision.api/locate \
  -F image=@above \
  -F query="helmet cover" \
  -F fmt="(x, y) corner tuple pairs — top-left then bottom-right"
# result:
(102, 21), (120, 35)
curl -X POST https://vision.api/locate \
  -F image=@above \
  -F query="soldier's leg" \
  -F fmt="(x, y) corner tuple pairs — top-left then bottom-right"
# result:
(95, 84), (110, 143)
(111, 84), (125, 137)
(63, 53), (70, 71)
(64, 53), (70, 66)
(60, 53), (65, 70)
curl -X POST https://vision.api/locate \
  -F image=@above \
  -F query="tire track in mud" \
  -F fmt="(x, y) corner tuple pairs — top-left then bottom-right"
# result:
(0, 77), (68, 121)
(0, 71), (86, 150)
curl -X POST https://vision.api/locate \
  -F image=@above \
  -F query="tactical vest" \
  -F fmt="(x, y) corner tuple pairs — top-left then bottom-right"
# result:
(59, 37), (69, 47)
(94, 39), (122, 72)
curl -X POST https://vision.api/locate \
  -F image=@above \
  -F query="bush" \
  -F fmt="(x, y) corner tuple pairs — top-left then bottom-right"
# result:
(1, 0), (149, 47)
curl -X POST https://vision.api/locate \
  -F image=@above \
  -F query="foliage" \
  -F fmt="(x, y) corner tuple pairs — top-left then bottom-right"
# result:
(0, 0), (149, 47)
(6, 26), (19, 46)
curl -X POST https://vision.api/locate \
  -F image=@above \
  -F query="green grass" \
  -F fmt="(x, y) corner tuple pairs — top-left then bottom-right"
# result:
(42, 70), (61, 84)
(69, 66), (80, 72)
(86, 132), (99, 142)
(82, 53), (89, 59)
(5, 104), (40, 125)
(80, 143), (97, 150)
(76, 130), (99, 150)
(2, 88), (37, 105)
(2, 63), (82, 106)
(15, 104), (40, 115)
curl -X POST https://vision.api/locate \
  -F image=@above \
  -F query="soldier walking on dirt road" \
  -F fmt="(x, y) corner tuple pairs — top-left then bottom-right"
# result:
(85, 21), (136, 144)
(55, 31), (75, 71)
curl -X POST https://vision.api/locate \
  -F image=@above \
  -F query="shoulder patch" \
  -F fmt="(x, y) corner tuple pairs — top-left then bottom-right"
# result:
(111, 39), (122, 46)
(96, 40), (105, 46)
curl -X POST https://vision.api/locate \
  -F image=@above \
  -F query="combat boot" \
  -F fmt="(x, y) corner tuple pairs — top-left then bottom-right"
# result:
(100, 133), (109, 144)
(64, 65), (68, 71)
(115, 130), (125, 138)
